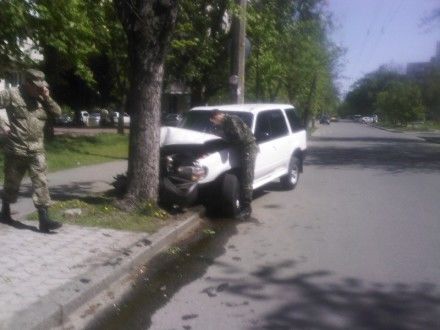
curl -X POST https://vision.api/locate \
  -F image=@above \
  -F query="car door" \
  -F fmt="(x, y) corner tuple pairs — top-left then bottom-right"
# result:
(254, 110), (290, 179)
(265, 109), (291, 172)
(254, 111), (276, 180)
(285, 107), (306, 152)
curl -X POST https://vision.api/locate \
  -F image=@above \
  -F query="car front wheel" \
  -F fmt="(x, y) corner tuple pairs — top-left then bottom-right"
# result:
(280, 155), (300, 190)
(221, 173), (241, 218)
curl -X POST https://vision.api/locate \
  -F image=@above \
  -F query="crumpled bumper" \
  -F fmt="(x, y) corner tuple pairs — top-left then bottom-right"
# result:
(159, 177), (198, 206)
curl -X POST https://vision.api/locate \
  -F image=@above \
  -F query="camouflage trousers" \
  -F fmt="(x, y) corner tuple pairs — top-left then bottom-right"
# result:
(2, 152), (51, 207)
(239, 145), (258, 207)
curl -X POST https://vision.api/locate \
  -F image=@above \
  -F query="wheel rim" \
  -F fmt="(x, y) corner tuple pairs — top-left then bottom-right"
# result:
(290, 163), (298, 184)
(235, 198), (240, 210)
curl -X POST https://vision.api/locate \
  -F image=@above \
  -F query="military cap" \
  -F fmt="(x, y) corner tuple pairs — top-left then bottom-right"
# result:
(25, 69), (49, 88)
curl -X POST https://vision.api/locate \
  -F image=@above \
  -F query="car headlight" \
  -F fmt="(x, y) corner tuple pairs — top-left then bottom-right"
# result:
(177, 163), (208, 182)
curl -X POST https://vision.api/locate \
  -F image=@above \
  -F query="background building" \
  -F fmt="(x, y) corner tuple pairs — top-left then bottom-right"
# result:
(407, 41), (440, 80)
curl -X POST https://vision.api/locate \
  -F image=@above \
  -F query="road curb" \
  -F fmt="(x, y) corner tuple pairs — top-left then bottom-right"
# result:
(6, 212), (205, 330)
(371, 124), (440, 143)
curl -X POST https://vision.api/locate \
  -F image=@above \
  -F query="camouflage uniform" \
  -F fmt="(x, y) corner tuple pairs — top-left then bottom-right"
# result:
(222, 114), (259, 207)
(0, 86), (61, 207)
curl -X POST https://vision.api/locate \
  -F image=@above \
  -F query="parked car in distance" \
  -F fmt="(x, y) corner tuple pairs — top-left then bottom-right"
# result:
(162, 113), (183, 127)
(55, 114), (73, 126)
(112, 112), (130, 127)
(319, 115), (330, 125)
(112, 111), (120, 125)
(330, 116), (339, 122)
(352, 114), (362, 122)
(159, 104), (307, 217)
(88, 112), (101, 127)
(80, 111), (90, 126)
(361, 116), (378, 124)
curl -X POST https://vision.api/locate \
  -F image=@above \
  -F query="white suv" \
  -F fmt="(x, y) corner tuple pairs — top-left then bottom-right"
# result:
(160, 104), (307, 216)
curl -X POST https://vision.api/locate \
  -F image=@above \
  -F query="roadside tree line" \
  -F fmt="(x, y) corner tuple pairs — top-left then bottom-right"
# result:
(1, 0), (340, 124)
(1, 0), (340, 206)
(339, 66), (440, 126)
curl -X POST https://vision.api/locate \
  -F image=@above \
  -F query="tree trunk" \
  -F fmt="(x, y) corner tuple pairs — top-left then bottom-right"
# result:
(114, 0), (178, 208)
(304, 73), (318, 131)
(190, 83), (205, 107)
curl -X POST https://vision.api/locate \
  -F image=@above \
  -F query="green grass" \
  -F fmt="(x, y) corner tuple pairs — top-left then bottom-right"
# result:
(46, 133), (128, 171)
(0, 133), (128, 180)
(26, 196), (169, 233)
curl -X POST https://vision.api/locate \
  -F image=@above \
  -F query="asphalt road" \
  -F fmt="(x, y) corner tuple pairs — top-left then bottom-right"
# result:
(100, 122), (440, 330)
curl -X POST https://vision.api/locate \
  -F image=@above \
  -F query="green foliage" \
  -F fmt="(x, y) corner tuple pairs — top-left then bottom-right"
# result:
(417, 68), (440, 121)
(341, 65), (438, 126)
(341, 67), (402, 117)
(376, 81), (425, 125)
(166, 0), (231, 105)
(0, 0), (36, 69)
(0, 0), (128, 108)
(2, 0), (340, 118)
(246, 0), (341, 121)
(61, 105), (74, 115)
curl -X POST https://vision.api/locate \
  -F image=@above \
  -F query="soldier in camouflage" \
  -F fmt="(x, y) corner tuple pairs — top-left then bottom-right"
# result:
(0, 69), (63, 232)
(210, 110), (259, 218)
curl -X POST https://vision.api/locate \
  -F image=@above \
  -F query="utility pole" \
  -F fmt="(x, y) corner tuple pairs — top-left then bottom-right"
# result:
(229, 0), (247, 104)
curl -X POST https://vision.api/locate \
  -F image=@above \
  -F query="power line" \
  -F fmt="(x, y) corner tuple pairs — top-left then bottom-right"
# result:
(363, 0), (407, 71)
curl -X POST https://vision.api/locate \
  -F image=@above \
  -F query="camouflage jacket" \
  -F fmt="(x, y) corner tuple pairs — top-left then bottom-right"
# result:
(0, 87), (61, 155)
(222, 114), (258, 151)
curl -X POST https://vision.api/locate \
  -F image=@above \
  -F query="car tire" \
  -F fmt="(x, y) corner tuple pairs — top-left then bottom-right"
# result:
(280, 155), (300, 190)
(221, 173), (241, 218)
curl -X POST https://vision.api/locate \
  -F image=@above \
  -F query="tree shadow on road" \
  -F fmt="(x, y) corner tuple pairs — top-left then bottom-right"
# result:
(205, 260), (440, 329)
(307, 136), (440, 174)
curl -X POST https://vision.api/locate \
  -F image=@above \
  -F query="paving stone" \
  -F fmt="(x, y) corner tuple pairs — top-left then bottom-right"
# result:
(0, 161), (174, 329)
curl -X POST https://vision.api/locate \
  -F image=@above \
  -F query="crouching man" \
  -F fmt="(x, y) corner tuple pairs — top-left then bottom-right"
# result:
(0, 69), (62, 232)
(210, 110), (259, 219)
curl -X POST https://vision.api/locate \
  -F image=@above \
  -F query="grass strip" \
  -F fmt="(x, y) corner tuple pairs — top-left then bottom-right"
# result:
(0, 133), (128, 180)
(27, 196), (169, 233)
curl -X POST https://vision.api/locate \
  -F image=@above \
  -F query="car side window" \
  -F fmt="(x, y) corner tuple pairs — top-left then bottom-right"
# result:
(255, 111), (272, 142)
(285, 108), (303, 132)
(255, 110), (289, 143)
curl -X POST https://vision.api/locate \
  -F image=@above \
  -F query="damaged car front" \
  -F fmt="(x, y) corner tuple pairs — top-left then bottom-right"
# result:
(159, 110), (251, 208)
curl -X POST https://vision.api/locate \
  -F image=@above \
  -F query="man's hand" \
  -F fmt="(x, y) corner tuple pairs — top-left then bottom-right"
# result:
(40, 86), (50, 100)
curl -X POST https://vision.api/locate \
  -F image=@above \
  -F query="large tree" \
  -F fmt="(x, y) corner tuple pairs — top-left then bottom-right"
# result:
(341, 67), (403, 117)
(0, 0), (35, 70)
(376, 80), (425, 125)
(114, 0), (178, 208)
(166, 0), (230, 106)
(0, 0), (128, 110)
(246, 0), (340, 125)
(419, 68), (440, 121)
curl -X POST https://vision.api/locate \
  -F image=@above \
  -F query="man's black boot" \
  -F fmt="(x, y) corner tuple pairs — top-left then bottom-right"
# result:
(238, 203), (252, 219)
(38, 207), (62, 233)
(0, 200), (13, 224)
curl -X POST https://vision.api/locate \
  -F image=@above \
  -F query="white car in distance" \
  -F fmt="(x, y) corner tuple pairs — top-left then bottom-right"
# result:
(159, 104), (307, 216)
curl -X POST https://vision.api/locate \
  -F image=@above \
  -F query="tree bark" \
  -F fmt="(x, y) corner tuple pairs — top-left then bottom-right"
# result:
(304, 73), (318, 133)
(114, 0), (178, 208)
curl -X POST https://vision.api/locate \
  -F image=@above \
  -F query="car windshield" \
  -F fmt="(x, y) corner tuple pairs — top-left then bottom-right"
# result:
(180, 110), (254, 135)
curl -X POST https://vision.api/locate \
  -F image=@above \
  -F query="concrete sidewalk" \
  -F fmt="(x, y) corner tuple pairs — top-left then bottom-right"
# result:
(371, 124), (440, 143)
(0, 161), (202, 330)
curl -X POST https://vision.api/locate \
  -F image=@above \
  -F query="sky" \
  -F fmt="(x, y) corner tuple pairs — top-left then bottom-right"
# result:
(327, 0), (440, 95)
